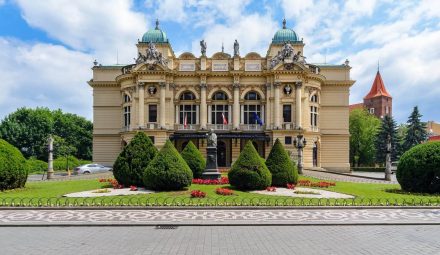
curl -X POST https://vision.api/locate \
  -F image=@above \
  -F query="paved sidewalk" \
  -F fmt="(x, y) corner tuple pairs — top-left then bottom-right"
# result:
(303, 170), (399, 184)
(1, 225), (439, 255)
(0, 208), (439, 226)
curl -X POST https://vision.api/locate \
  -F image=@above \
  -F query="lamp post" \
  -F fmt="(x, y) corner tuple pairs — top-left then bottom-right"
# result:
(385, 134), (392, 181)
(293, 134), (307, 174)
(47, 135), (54, 180)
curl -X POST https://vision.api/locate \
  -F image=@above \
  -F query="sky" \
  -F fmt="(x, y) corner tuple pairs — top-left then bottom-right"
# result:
(0, 0), (439, 124)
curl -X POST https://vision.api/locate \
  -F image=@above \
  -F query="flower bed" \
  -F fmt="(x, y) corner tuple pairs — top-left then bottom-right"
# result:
(298, 180), (335, 188)
(215, 188), (234, 196)
(98, 178), (123, 189)
(286, 183), (295, 189)
(190, 190), (206, 198)
(192, 177), (229, 185)
(266, 186), (277, 192)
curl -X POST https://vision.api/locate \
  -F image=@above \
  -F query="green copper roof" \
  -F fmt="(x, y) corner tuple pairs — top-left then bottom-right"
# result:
(141, 19), (168, 43)
(272, 18), (299, 44)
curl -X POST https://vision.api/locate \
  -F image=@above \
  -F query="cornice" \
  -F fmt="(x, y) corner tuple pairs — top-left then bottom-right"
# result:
(324, 80), (356, 86)
(88, 80), (118, 87)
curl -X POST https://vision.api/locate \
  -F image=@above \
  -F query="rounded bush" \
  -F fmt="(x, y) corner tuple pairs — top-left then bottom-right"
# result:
(266, 138), (298, 186)
(143, 140), (193, 191)
(181, 141), (206, 178)
(26, 157), (48, 173)
(228, 141), (272, 191)
(113, 132), (158, 187)
(0, 139), (28, 190)
(53, 155), (80, 170)
(397, 141), (440, 194)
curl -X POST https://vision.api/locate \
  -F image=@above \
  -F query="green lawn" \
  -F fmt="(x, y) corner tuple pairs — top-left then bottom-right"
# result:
(0, 176), (438, 206)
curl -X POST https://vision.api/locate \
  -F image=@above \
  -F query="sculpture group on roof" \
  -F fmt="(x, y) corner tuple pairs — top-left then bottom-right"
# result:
(270, 42), (306, 69)
(134, 41), (168, 66)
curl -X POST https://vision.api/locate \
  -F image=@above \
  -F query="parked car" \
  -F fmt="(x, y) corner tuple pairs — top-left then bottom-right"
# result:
(391, 161), (398, 174)
(73, 164), (112, 174)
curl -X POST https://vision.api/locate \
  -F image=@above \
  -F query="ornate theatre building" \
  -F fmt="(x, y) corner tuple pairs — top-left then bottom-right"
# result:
(88, 20), (355, 172)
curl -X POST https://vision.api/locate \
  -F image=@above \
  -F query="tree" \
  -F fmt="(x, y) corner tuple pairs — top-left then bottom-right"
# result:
(143, 140), (193, 191)
(181, 141), (206, 178)
(0, 139), (28, 190)
(228, 141), (272, 191)
(349, 109), (381, 166)
(266, 139), (298, 186)
(403, 106), (427, 152)
(113, 132), (158, 187)
(53, 135), (77, 171)
(375, 115), (398, 164)
(0, 107), (93, 160)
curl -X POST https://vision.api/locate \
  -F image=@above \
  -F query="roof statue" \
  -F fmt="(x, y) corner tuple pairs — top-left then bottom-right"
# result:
(233, 39), (239, 56)
(200, 40), (207, 56)
(134, 41), (168, 67)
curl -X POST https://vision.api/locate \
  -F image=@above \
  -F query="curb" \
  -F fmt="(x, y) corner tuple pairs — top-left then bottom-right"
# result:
(305, 169), (393, 181)
(1, 206), (439, 210)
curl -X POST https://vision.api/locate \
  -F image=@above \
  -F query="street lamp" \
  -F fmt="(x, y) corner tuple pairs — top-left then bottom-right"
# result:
(385, 134), (392, 181)
(293, 134), (307, 174)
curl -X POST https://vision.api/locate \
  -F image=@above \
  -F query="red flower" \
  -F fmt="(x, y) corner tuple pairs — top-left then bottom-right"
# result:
(129, 185), (138, 191)
(266, 186), (277, 192)
(286, 183), (295, 189)
(190, 190), (206, 198)
(215, 188), (234, 196)
(192, 177), (230, 185)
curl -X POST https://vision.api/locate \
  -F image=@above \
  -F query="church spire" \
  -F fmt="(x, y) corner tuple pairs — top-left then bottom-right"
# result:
(364, 70), (392, 100)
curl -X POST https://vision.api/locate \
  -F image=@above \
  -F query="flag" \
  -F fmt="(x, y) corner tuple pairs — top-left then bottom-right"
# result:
(222, 112), (228, 125)
(183, 113), (187, 128)
(253, 112), (263, 126)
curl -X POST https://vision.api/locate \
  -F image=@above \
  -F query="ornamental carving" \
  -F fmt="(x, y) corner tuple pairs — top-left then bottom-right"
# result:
(270, 42), (306, 69)
(134, 42), (168, 67)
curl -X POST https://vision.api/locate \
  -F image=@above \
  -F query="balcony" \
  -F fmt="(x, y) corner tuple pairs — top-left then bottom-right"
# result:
(207, 124), (232, 131)
(240, 124), (265, 131)
(175, 124), (200, 131)
(311, 126), (319, 132)
(121, 126), (132, 132)
(282, 123), (295, 130)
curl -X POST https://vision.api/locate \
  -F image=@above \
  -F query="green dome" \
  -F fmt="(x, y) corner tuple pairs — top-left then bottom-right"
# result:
(141, 19), (168, 43)
(272, 19), (299, 44)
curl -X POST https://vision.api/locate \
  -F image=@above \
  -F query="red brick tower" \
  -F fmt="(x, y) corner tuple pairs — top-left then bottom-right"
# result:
(363, 71), (392, 118)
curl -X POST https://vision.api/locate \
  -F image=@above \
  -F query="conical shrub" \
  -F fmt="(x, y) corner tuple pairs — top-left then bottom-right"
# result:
(181, 141), (206, 178)
(143, 140), (193, 191)
(113, 132), (158, 187)
(0, 139), (28, 190)
(228, 141), (271, 190)
(266, 138), (298, 186)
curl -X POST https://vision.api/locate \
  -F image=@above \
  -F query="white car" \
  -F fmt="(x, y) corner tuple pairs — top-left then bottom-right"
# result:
(74, 164), (112, 174)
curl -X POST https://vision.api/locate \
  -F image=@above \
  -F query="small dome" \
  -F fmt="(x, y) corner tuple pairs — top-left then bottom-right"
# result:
(272, 18), (299, 44)
(141, 19), (168, 43)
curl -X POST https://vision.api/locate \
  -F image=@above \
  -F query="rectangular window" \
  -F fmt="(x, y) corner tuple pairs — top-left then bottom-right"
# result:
(148, 104), (157, 123)
(243, 104), (261, 124)
(123, 106), (131, 127)
(310, 106), (318, 128)
(283, 105), (292, 122)
(179, 105), (197, 124)
(369, 108), (375, 114)
(148, 136), (155, 144)
(211, 104), (229, 124)
(285, 136), (292, 145)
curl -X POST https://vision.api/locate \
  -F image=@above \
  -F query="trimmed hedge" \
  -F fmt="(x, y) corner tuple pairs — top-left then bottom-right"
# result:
(0, 139), (28, 190)
(181, 141), (206, 178)
(53, 155), (80, 170)
(228, 141), (272, 191)
(397, 142), (440, 194)
(26, 157), (48, 173)
(143, 140), (193, 191)
(266, 138), (298, 186)
(113, 132), (158, 187)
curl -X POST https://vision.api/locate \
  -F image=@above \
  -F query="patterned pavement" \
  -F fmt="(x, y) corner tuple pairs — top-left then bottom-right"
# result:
(303, 169), (399, 184)
(0, 208), (439, 226)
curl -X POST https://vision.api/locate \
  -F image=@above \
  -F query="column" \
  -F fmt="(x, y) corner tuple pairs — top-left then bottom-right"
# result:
(265, 83), (271, 129)
(295, 81), (302, 129)
(274, 83), (281, 129)
(233, 83), (240, 129)
(138, 82), (145, 127)
(159, 82), (166, 128)
(200, 83), (207, 129)
(207, 105), (212, 125)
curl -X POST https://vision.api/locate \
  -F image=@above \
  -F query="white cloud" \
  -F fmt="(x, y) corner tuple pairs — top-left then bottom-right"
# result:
(15, 0), (148, 64)
(0, 38), (93, 120)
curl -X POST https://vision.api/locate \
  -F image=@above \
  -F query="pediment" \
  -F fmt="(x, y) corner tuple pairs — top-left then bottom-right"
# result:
(133, 62), (167, 72)
(272, 62), (307, 71)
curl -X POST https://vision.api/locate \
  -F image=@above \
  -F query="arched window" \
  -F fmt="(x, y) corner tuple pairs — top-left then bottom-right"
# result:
(180, 91), (196, 100)
(311, 94), (318, 103)
(123, 94), (131, 103)
(243, 91), (262, 125)
(310, 93), (318, 130)
(212, 91), (228, 100)
(244, 91), (260, 100)
(211, 91), (229, 125)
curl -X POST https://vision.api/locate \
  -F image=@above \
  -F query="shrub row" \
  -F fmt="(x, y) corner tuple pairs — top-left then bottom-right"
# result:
(0, 139), (28, 190)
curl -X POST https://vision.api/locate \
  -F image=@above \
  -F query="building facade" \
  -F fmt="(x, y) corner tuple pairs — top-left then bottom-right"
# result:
(88, 20), (355, 172)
